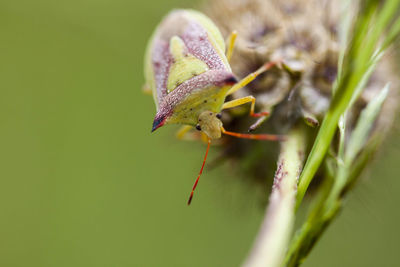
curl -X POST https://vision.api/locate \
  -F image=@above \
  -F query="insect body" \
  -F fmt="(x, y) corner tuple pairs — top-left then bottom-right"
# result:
(144, 9), (283, 204)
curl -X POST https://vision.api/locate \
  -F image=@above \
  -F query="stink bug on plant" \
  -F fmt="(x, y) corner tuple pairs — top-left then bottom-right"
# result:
(144, 9), (284, 205)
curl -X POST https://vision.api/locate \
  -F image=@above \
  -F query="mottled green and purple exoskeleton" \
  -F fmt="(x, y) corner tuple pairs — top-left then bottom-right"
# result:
(144, 9), (282, 204)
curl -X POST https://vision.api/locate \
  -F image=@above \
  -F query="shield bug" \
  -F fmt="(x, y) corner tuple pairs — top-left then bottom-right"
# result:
(144, 9), (284, 205)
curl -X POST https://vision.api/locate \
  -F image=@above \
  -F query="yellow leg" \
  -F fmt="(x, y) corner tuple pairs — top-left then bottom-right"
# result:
(176, 125), (209, 143)
(176, 125), (194, 140)
(200, 132), (209, 144)
(222, 96), (269, 118)
(227, 61), (279, 96)
(225, 31), (237, 63)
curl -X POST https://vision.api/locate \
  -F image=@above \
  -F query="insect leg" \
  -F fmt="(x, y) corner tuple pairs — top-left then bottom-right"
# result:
(176, 125), (194, 139)
(227, 61), (279, 96)
(176, 125), (209, 143)
(225, 31), (238, 63)
(221, 127), (285, 141)
(222, 95), (269, 118)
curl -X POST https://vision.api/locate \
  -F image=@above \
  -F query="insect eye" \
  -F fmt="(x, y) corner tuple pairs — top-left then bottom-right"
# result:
(216, 113), (222, 119)
(196, 125), (201, 131)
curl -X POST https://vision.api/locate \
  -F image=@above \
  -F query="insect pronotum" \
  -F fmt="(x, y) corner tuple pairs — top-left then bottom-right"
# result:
(143, 9), (284, 205)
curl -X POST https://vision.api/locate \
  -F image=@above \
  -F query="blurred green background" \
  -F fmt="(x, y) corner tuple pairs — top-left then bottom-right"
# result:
(1, 0), (399, 266)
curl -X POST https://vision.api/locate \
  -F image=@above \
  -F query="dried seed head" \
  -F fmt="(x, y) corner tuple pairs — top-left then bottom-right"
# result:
(203, 0), (399, 183)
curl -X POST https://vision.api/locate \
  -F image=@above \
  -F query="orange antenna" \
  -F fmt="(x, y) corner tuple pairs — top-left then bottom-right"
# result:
(221, 127), (286, 141)
(187, 138), (212, 205)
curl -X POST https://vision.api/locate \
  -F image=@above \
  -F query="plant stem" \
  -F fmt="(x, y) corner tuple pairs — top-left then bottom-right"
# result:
(295, 0), (400, 208)
(243, 128), (306, 267)
(284, 83), (388, 266)
(284, 139), (379, 267)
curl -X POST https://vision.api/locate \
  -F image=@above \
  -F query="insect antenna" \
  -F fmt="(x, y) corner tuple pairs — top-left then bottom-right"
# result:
(221, 127), (285, 141)
(187, 138), (212, 205)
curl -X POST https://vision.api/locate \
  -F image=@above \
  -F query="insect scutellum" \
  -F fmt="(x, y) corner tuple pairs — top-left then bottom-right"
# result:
(144, 9), (284, 205)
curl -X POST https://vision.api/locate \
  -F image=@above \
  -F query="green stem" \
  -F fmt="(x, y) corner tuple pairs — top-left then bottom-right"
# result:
(295, 0), (400, 208)
(284, 137), (381, 267)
